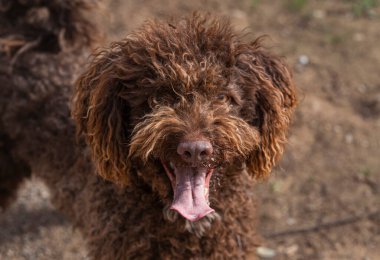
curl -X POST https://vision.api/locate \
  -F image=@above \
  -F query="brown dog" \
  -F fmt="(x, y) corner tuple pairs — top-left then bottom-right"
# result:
(73, 14), (297, 258)
(1, 2), (296, 258)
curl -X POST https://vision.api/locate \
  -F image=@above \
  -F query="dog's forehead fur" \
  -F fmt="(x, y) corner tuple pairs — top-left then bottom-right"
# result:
(118, 15), (244, 97)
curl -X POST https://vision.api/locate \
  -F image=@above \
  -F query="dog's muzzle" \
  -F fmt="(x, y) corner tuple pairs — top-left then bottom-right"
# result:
(162, 139), (215, 222)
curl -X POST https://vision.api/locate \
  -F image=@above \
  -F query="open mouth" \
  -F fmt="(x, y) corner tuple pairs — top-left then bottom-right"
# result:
(162, 160), (214, 222)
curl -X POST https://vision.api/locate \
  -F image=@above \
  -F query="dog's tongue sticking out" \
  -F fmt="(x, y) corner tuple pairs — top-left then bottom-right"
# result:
(170, 166), (214, 222)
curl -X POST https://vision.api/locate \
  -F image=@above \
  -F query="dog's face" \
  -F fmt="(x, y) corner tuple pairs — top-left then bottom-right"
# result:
(73, 15), (296, 223)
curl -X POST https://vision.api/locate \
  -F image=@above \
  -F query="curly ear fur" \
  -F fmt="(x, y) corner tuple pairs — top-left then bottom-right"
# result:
(72, 45), (133, 185)
(236, 39), (297, 179)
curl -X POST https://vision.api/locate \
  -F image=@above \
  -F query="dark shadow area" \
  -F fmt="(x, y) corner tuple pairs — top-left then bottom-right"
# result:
(0, 206), (67, 245)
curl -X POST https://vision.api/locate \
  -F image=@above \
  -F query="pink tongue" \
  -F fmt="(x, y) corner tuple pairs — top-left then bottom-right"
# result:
(170, 166), (214, 222)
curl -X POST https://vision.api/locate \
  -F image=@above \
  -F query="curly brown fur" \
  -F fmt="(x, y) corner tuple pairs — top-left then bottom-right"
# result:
(1, 7), (297, 259)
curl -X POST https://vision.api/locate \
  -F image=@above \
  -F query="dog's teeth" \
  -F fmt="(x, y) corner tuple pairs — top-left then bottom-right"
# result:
(169, 161), (174, 170)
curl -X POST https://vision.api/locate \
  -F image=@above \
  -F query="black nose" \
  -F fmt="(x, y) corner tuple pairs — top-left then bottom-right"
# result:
(177, 140), (213, 164)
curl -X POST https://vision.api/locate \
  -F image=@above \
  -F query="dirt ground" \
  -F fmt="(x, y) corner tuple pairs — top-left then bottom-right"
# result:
(1, 0), (379, 259)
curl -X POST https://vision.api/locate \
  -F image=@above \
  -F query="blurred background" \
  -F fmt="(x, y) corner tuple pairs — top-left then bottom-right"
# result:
(1, 0), (379, 259)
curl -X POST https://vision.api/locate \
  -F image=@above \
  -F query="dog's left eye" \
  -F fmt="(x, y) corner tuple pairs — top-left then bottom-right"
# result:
(216, 94), (230, 103)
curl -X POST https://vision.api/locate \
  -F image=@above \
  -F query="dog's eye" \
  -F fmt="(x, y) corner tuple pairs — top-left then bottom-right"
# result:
(216, 94), (230, 103)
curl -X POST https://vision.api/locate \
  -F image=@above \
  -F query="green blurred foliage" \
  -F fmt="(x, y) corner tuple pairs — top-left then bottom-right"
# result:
(251, 0), (260, 9)
(287, 0), (308, 12)
(352, 0), (378, 17)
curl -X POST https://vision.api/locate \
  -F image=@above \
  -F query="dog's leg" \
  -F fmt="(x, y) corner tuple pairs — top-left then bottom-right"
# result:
(0, 132), (31, 210)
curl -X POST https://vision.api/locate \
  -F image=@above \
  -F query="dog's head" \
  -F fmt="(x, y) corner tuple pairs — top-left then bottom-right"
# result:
(73, 14), (296, 223)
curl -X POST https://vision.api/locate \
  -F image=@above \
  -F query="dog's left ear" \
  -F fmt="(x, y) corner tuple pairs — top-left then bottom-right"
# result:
(235, 41), (297, 179)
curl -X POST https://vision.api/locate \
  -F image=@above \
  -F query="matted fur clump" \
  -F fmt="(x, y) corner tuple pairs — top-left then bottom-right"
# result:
(1, 8), (297, 260)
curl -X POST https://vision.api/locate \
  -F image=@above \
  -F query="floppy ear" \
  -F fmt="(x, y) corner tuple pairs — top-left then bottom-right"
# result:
(236, 40), (297, 179)
(72, 45), (135, 185)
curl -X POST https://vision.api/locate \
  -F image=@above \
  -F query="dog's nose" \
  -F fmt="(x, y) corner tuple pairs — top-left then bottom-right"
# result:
(177, 140), (213, 164)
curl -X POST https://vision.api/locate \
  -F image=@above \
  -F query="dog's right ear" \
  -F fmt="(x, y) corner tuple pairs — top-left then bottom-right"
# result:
(72, 46), (135, 185)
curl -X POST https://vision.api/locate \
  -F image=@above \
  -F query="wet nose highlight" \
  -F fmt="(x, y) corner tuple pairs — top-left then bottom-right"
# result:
(177, 140), (213, 164)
